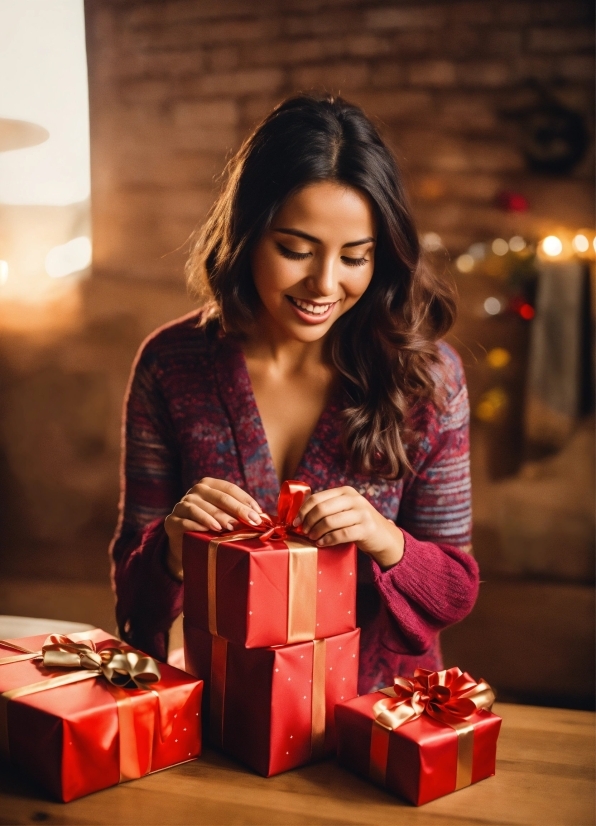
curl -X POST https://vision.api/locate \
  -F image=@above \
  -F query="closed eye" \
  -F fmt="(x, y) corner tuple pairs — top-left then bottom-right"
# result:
(277, 243), (311, 261)
(341, 256), (368, 267)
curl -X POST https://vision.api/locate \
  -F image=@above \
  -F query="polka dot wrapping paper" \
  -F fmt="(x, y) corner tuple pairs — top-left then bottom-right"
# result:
(182, 529), (357, 648)
(184, 623), (360, 776)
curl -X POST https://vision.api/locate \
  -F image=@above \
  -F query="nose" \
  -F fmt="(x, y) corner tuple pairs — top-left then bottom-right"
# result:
(306, 254), (337, 298)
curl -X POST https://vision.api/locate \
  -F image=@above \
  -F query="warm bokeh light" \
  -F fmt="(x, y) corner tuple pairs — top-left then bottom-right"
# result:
(468, 242), (486, 261)
(456, 253), (474, 273)
(541, 236), (563, 257)
(492, 238), (509, 256)
(421, 231), (443, 252)
(486, 348), (511, 369)
(572, 234), (589, 253)
(484, 297), (502, 316)
(475, 387), (508, 422)
(45, 236), (92, 278)
(0, 260), (8, 285)
(508, 236), (526, 252)
(519, 303), (535, 320)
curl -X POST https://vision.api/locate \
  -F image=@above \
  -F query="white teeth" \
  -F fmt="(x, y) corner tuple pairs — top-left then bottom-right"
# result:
(291, 297), (333, 315)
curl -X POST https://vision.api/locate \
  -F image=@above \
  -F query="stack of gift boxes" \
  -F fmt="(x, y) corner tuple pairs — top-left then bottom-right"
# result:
(181, 483), (361, 776)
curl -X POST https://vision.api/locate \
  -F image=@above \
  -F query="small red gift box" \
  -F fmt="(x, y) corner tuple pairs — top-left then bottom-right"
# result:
(0, 629), (203, 802)
(182, 481), (356, 648)
(184, 622), (359, 777)
(335, 668), (501, 806)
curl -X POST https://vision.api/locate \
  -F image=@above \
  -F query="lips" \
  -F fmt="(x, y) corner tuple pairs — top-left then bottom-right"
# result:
(285, 295), (338, 324)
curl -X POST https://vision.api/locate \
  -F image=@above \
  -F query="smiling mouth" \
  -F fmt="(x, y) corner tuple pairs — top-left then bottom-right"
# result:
(286, 295), (337, 316)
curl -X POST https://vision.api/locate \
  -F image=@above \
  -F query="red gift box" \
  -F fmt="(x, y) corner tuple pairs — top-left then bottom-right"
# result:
(335, 668), (501, 806)
(0, 629), (203, 802)
(182, 480), (356, 649)
(184, 622), (359, 777)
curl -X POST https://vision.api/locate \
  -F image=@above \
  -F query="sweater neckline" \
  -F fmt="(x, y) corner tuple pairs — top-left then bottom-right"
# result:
(213, 333), (341, 514)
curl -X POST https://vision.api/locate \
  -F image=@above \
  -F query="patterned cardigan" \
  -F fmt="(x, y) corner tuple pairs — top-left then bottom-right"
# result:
(110, 312), (479, 694)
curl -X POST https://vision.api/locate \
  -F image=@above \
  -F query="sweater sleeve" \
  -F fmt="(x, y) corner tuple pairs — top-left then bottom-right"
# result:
(370, 348), (479, 655)
(109, 340), (184, 661)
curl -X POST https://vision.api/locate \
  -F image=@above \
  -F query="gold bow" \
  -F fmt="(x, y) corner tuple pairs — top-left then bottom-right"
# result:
(373, 667), (494, 731)
(39, 634), (161, 689)
(369, 668), (495, 792)
(0, 634), (162, 780)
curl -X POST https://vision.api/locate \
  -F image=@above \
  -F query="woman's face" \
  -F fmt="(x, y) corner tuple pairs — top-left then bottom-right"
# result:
(250, 181), (376, 344)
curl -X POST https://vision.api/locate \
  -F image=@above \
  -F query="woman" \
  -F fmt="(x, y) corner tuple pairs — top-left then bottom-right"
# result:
(110, 94), (478, 694)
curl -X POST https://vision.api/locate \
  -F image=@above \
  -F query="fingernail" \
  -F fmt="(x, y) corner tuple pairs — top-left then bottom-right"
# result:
(226, 522), (234, 531)
(292, 517), (301, 527)
(247, 510), (261, 525)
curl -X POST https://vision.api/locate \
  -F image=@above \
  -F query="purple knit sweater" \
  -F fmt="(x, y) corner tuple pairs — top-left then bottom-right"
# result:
(110, 312), (478, 694)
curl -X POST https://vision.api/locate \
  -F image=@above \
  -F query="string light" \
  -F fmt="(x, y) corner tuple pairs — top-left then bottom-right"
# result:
(468, 242), (486, 261)
(484, 297), (502, 315)
(572, 234), (589, 253)
(456, 254), (474, 273)
(508, 236), (526, 252)
(541, 236), (563, 257)
(492, 238), (508, 256)
(421, 232), (443, 252)
(486, 348), (511, 368)
(476, 388), (508, 422)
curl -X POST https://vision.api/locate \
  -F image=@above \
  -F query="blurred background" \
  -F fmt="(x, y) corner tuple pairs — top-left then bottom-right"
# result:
(0, 0), (593, 709)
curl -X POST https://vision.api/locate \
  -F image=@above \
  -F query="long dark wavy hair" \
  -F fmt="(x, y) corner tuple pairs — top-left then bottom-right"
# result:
(186, 94), (456, 479)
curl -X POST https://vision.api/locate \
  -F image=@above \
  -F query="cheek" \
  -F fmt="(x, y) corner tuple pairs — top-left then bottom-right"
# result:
(252, 248), (296, 301)
(344, 266), (375, 301)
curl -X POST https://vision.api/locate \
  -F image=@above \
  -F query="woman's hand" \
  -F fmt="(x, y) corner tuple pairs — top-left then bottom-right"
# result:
(164, 478), (263, 580)
(294, 486), (404, 570)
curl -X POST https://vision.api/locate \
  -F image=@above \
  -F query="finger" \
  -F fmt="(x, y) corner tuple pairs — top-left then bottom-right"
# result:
(172, 501), (224, 532)
(166, 515), (216, 537)
(183, 494), (236, 530)
(315, 525), (363, 546)
(194, 484), (262, 526)
(300, 492), (358, 534)
(295, 487), (345, 526)
(196, 478), (263, 513)
(306, 509), (361, 541)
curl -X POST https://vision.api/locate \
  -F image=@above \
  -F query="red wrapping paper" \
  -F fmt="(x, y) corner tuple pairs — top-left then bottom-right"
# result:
(0, 629), (203, 802)
(184, 622), (359, 777)
(183, 529), (356, 648)
(335, 691), (501, 805)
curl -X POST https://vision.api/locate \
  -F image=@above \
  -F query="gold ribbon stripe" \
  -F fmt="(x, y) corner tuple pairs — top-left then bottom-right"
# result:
(207, 533), (318, 643)
(310, 639), (326, 760)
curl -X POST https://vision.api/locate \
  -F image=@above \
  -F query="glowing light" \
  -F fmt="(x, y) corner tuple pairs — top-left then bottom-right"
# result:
(593, 237), (596, 253)
(456, 254), (474, 273)
(45, 236), (91, 278)
(484, 297), (502, 316)
(468, 243), (486, 261)
(509, 236), (526, 252)
(0, 260), (8, 285)
(421, 232), (442, 252)
(572, 234), (589, 253)
(486, 348), (511, 369)
(519, 303), (535, 320)
(476, 388), (508, 423)
(0, 1), (90, 206)
(491, 238), (509, 256)
(541, 236), (563, 257)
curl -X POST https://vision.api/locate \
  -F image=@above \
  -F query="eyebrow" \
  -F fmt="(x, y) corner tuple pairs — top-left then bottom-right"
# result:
(273, 227), (375, 248)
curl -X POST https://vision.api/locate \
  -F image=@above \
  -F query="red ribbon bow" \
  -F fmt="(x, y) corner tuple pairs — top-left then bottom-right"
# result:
(373, 667), (495, 732)
(242, 480), (311, 542)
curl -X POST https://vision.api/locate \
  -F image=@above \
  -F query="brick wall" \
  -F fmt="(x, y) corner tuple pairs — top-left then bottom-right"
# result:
(85, 0), (595, 285)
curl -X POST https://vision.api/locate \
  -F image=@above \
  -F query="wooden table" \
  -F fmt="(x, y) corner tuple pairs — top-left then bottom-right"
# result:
(0, 703), (593, 825)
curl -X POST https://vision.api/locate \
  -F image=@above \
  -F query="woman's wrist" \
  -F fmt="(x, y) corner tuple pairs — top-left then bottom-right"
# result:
(369, 520), (405, 570)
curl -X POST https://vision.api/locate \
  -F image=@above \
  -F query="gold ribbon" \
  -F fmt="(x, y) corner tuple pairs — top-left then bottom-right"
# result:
(369, 667), (495, 791)
(206, 480), (318, 643)
(208, 636), (327, 760)
(0, 635), (161, 780)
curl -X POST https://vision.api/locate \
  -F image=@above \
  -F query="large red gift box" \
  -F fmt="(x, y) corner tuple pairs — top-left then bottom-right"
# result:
(335, 669), (501, 806)
(184, 622), (359, 777)
(0, 629), (203, 802)
(182, 529), (356, 648)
